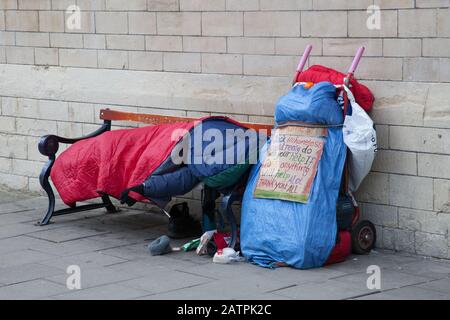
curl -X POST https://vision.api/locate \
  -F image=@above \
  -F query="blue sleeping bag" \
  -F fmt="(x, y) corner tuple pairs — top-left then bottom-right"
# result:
(241, 82), (347, 269)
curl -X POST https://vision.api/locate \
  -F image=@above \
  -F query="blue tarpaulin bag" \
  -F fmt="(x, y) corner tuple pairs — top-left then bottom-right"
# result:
(241, 82), (347, 269)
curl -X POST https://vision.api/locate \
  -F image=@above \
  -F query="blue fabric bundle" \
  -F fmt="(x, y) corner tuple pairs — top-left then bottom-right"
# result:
(241, 82), (347, 269)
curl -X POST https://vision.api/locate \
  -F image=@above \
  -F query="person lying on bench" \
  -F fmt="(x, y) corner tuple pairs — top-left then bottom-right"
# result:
(119, 118), (257, 238)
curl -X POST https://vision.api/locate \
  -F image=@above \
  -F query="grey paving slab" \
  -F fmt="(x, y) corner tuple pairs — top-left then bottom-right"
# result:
(0, 196), (64, 215)
(171, 259), (264, 281)
(356, 286), (450, 300)
(19, 235), (119, 257)
(0, 189), (35, 205)
(139, 287), (291, 300)
(133, 271), (298, 300)
(101, 243), (154, 261)
(87, 228), (160, 244)
(26, 225), (111, 243)
(161, 249), (216, 266)
(107, 256), (204, 277)
(393, 259), (450, 279)
(415, 278), (450, 294)
(0, 279), (68, 300)
(118, 269), (213, 294)
(0, 223), (45, 239)
(89, 210), (168, 229)
(249, 264), (348, 285)
(37, 210), (107, 224)
(0, 212), (37, 225)
(324, 250), (420, 274)
(38, 251), (128, 271)
(28, 235), (147, 257)
(0, 235), (60, 255)
(0, 218), (82, 240)
(272, 279), (373, 300)
(45, 267), (139, 289)
(51, 283), (150, 300)
(0, 203), (34, 215)
(0, 263), (63, 286)
(0, 249), (58, 268)
(332, 269), (432, 292)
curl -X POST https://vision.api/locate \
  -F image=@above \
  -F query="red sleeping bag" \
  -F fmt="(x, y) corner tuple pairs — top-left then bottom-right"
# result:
(51, 116), (248, 207)
(296, 65), (374, 112)
(51, 121), (196, 206)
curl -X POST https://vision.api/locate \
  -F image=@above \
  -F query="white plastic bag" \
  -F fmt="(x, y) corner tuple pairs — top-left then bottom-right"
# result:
(342, 86), (377, 192)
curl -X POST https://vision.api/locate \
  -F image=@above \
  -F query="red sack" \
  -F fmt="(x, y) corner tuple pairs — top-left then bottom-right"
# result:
(325, 231), (351, 265)
(296, 65), (374, 112)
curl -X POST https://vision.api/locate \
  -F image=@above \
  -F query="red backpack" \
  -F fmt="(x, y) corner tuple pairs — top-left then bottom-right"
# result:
(296, 65), (375, 112)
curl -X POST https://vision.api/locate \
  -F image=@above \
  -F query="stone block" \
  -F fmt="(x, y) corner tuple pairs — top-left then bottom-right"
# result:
(228, 37), (274, 55)
(323, 38), (382, 56)
(106, 35), (145, 51)
(201, 53), (242, 74)
(18, 0), (50, 9)
(128, 12), (157, 35)
(157, 12), (201, 36)
(6, 46), (34, 64)
(399, 208), (450, 235)
(129, 51), (163, 71)
(383, 38), (422, 57)
(6, 10), (39, 32)
(59, 49), (97, 67)
(354, 172), (390, 205)
(243, 54), (298, 77)
(348, 10), (397, 37)
(398, 9), (437, 37)
(418, 154), (450, 179)
(83, 34), (106, 49)
(390, 174), (434, 210)
(245, 11), (300, 37)
(183, 36), (226, 53)
(145, 35), (182, 51)
(105, 0), (147, 10)
(163, 52), (200, 72)
(360, 202), (399, 227)
(372, 150), (417, 175)
(403, 58), (440, 82)
(50, 33), (83, 48)
(95, 12), (128, 34)
(225, 0), (259, 11)
(16, 32), (50, 47)
(98, 50), (129, 69)
(415, 232), (448, 258)
(180, 0), (225, 11)
(39, 11), (64, 32)
(389, 126), (450, 154)
(202, 12), (243, 36)
(434, 179), (450, 213)
(147, 0), (179, 11)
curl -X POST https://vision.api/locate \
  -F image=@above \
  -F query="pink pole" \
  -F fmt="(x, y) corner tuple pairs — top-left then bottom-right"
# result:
(348, 47), (365, 74)
(296, 44), (313, 72)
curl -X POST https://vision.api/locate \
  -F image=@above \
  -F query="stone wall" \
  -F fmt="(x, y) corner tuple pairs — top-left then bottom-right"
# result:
(0, 0), (449, 259)
(1, 1), (450, 80)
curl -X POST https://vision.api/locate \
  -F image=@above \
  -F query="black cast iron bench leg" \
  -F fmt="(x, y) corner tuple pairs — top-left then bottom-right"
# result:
(37, 120), (119, 226)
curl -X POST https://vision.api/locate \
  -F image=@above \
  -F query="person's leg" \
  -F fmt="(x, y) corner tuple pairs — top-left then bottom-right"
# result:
(201, 186), (219, 232)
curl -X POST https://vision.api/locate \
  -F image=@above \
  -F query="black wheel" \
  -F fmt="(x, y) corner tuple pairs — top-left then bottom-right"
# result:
(351, 220), (376, 255)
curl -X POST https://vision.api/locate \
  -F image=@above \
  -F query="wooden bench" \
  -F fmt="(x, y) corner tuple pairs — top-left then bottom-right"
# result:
(37, 108), (273, 244)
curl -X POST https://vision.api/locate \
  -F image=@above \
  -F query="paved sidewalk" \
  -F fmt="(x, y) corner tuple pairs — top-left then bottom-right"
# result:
(0, 190), (449, 300)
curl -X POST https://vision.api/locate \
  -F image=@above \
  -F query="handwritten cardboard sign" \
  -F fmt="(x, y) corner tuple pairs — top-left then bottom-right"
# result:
(254, 126), (326, 203)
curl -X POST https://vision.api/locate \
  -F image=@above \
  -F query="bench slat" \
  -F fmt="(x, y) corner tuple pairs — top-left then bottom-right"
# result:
(100, 109), (273, 134)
